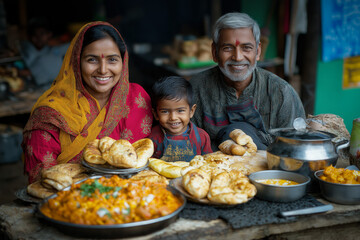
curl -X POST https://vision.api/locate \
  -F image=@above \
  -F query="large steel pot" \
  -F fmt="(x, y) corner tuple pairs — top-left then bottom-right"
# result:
(266, 128), (349, 192)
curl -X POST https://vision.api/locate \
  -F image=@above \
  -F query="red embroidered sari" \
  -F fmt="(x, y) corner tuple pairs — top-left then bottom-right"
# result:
(22, 22), (153, 183)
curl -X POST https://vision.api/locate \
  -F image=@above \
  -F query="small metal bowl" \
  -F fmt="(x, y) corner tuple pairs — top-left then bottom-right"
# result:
(314, 170), (360, 205)
(249, 170), (310, 202)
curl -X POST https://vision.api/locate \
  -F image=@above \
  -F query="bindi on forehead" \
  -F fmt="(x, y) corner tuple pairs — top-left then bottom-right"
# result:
(235, 40), (240, 46)
(101, 54), (104, 58)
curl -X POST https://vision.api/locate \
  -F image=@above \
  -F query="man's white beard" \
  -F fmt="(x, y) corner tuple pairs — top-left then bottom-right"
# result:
(219, 60), (257, 82)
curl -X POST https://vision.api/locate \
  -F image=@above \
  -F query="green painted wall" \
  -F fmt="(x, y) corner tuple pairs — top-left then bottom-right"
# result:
(315, 56), (360, 133)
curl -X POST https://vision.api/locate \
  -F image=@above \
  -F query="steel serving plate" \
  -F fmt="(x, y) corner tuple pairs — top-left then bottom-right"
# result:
(36, 175), (186, 238)
(15, 187), (42, 204)
(82, 159), (149, 175)
(314, 170), (360, 205)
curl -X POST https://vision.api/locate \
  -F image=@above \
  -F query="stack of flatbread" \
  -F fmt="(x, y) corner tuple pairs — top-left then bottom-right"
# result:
(27, 163), (88, 199)
(83, 137), (154, 168)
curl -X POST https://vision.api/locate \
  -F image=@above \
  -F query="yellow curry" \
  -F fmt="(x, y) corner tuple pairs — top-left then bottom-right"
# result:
(256, 179), (299, 186)
(40, 175), (182, 225)
(320, 165), (360, 184)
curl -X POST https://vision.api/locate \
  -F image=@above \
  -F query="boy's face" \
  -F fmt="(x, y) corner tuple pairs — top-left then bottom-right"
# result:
(152, 98), (196, 136)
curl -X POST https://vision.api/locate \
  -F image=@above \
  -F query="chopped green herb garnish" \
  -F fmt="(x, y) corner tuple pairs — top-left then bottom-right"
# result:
(80, 180), (115, 197)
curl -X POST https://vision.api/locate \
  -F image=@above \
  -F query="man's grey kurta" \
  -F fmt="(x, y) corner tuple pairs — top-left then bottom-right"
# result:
(190, 66), (306, 149)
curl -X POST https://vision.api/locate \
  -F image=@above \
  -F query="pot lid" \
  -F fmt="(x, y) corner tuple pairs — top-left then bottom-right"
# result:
(268, 128), (337, 141)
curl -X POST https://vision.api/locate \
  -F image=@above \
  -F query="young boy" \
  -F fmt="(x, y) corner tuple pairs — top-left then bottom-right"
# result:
(149, 76), (212, 162)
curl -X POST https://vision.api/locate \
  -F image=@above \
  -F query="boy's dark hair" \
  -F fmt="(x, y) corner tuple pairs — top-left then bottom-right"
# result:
(151, 76), (193, 109)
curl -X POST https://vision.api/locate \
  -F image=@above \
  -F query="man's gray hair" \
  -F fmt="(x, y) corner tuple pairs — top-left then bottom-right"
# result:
(213, 12), (261, 47)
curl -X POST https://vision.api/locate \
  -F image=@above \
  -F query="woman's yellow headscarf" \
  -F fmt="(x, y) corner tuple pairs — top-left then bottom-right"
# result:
(23, 22), (130, 164)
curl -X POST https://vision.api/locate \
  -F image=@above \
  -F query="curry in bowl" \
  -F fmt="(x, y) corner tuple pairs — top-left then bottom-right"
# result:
(255, 179), (299, 186)
(318, 165), (360, 184)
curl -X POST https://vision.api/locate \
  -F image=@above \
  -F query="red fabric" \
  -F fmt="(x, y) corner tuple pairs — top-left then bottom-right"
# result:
(23, 83), (152, 183)
(284, 0), (291, 34)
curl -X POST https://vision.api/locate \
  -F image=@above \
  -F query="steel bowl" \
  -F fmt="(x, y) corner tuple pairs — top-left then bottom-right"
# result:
(36, 175), (186, 238)
(314, 170), (360, 205)
(249, 170), (310, 202)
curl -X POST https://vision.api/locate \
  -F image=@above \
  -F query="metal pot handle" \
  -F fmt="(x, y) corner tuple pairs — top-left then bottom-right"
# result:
(334, 138), (350, 153)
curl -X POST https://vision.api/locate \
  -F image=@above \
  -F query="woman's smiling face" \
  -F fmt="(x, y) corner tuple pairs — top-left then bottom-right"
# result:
(80, 37), (123, 101)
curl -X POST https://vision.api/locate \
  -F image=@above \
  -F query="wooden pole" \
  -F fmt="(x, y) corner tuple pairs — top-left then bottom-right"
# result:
(299, 0), (320, 115)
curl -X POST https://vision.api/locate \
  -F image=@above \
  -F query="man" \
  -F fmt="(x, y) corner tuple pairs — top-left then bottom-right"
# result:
(20, 17), (69, 87)
(190, 12), (305, 151)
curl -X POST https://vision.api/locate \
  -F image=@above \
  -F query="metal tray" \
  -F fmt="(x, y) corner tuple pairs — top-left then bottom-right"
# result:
(82, 159), (149, 175)
(36, 175), (186, 238)
(15, 187), (42, 204)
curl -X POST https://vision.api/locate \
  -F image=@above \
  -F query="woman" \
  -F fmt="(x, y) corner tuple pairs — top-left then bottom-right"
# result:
(22, 22), (153, 183)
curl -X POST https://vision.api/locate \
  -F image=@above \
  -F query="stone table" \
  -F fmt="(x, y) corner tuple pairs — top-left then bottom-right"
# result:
(1, 196), (360, 240)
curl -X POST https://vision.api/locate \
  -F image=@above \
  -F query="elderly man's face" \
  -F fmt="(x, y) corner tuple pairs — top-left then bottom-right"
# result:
(212, 28), (261, 82)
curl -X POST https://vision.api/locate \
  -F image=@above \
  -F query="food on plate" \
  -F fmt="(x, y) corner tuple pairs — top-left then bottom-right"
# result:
(207, 170), (256, 204)
(320, 165), (360, 184)
(83, 137), (154, 168)
(40, 175), (183, 225)
(27, 181), (57, 199)
(255, 179), (299, 186)
(218, 129), (257, 156)
(41, 163), (87, 191)
(42, 162), (86, 178)
(187, 151), (267, 178)
(27, 163), (88, 198)
(180, 166), (256, 204)
(72, 173), (90, 183)
(229, 163), (251, 176)
(182, 168), (211, 199)
(42, 177), (72, 191)
(180, 155), (207, 175)
(82, 139), (106, 164)
(229, 152), (268, 175)
(149, 158), (189, 178)
(99, 136), (117, 153)
(129, 169), (169, 185)
(132, 138), (155, 168)
(102, 139), (137, 167)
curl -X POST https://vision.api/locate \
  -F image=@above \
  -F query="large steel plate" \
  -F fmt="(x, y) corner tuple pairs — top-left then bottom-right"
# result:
(36, 175), (186, 238)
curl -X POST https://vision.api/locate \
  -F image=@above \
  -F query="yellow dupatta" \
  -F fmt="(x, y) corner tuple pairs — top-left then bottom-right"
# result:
(25, 21), (130, 164)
